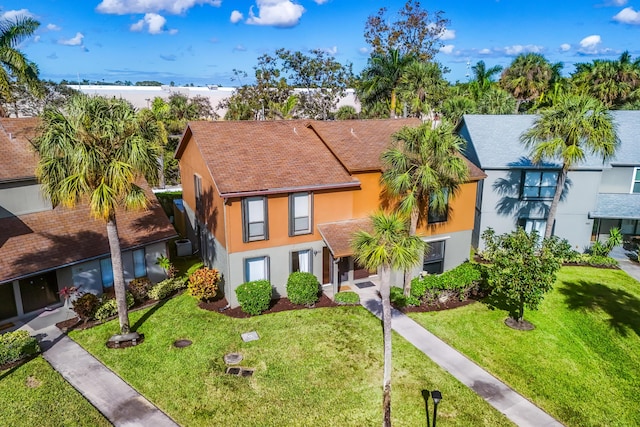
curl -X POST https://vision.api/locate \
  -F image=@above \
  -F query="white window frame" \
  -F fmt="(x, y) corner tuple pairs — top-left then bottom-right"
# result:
(243, 197), (268, 242)
(631, 167), (640, 194)
(291, 249), (313, 273)
(244, 256), (270, 282)
(289, 192), (312, 236)
(194, 174), (203, 211)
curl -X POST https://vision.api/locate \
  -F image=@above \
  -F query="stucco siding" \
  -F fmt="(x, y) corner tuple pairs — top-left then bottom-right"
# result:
(599, 166), (636, 194)
(0, 182), (51, 218)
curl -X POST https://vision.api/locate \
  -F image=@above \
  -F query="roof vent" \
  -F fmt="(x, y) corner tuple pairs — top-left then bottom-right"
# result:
(293, 127), (298, 135)
(350, 128), (355, 135)
(8, 132), (12, 140)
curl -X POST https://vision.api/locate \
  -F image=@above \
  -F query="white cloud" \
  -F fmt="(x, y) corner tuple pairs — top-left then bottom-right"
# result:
(478, 48), (492, 55)
(613, 7), (640, 24)
(580, 34), (601, 50)
(439, 28), (456, 41)
(439, 44), (455, 54)
(321, 46), (338, 55)
(33, 35), (41, 42)
(560, 43), (571, 52)
(314, 0), (329, 4)
(230, 10), (243, 23)
(608, 0), (628, 6)
(358, 47), (369, 54)
(130, 13), (176, 34)
(502, 44), (543, 55)
(233, 44), (247, 52)
(46, 23), (61, 31)
(246, 0), (305, 28)
(1, 9), (34, 21)
(59, 32), (84, 46)
(96, 0), (221, 15)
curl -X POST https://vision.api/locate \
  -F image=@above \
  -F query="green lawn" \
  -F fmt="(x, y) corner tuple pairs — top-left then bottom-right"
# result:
(0, 356), (110, 427)
(70, 293), (513, 426)
(408, 266), (640, 427)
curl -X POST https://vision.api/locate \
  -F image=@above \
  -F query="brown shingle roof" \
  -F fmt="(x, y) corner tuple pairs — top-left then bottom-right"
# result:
(0, 118), (40, 182)
(0, 182), (177, 283)
(180, 120), (359, 196)
(317, 218), (372, 258)
(308, 119), (421, 172)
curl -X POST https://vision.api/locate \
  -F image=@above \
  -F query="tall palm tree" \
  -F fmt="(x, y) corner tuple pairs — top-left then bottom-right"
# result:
(520, 93), (618, 239)
(397, 61), (448, 118)
(477, 87), (516, 114)
(358, 49), (415, 118)
(352, 212), (425, 427)
(34, 94), (161, 335)
(381, 121), (469, 296)
(500, 53), (559, 113)
(441, 95), (477, 126)
(0, 15), (42, 114)
(469, 60), (502, 100)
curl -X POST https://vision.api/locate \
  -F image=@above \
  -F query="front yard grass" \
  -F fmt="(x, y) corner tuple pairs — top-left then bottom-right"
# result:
(0, 356), (110, 426)
(70, 293), (513, 426)
(408, 266), (640, 427)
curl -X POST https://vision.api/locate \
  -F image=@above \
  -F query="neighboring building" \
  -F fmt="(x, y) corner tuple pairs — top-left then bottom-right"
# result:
(175, 119), (485, 306)
(0, 118), (177, 324)
(459, 111), (640, 251)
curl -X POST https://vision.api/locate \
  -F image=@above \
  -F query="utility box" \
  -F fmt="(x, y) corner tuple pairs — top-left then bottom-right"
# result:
(175, 239), (192, 257)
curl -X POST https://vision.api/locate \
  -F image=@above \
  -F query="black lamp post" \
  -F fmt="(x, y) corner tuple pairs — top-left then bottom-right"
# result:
(431, 390), (442, 427)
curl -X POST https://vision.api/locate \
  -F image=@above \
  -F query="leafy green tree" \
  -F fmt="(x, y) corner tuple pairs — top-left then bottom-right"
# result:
(0, 14), (42, 115)
(477, 86), (516, 114)
(481, 228), (563, 326)
(381, 121), (469, 295)
(500, 53), (560, 113)
(364, 0), (449, 61)
(441, 95), (477, 126)
(358, 49), (415, 118)
(33, 95), (161, 335)
(469, 60), (502, 100)
(352, 212), (425, 427)
(520, 94), (618, 239)
(334, 105), (359, 120)
(398, 60), (448, 117)
(3, 80), (77, 117)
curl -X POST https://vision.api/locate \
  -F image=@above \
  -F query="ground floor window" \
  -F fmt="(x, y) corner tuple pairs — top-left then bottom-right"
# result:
(0, 282), (17, 320)
(245, 256), (269, 282)
(291, 249), (312, 273)
(133, 249), (147, 278)
(100, 258), (114, 288)
(519, 218), (547, 235)
(423, 240), (445, 274)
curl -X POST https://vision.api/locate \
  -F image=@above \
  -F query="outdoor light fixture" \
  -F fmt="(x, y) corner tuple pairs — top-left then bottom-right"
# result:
(431, 390), (442, 427)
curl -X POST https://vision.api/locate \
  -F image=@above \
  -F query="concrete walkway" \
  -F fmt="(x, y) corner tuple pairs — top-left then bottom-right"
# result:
(355, 286), (563, 427)
(19, 309), (178, 427)
(610, 245), (640, 282)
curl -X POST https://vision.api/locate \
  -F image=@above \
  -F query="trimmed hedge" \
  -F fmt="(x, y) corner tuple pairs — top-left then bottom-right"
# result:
(236, 280), (272, 316)
(286, 272), (320, 305)
(0, 330), (39, 366)
(390, 286), (420, 307)
(94, 292), (135, 321)
(148, 277), (187, 300)
(334, 291), (360, 305)
(411, 262), (482, 302)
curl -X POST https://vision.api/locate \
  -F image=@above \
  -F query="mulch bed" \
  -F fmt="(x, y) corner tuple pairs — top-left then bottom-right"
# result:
(55, 297), (161, 332)
(199, 294), (340, 318)
(0, 353), (39, 372)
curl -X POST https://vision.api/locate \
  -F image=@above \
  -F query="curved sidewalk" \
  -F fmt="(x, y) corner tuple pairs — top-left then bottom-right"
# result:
(37, 325), (178, 427)
(357, 288), (563, 427)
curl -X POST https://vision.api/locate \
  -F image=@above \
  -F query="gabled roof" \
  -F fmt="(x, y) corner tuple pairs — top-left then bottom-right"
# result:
(461, 111), (640, 170)
(317, 218), (372, 258)
(0, 117), (40, 182)
(177, 120), (360, 197)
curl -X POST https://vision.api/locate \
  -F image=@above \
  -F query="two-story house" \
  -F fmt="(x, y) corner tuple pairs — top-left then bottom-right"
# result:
(175, 119), (485, 306)
(0, 118), (177, 324)
(459, 111), (640, 251)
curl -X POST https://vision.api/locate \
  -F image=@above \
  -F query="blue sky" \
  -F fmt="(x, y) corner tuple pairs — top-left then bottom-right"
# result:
(4, 0), (640, 86)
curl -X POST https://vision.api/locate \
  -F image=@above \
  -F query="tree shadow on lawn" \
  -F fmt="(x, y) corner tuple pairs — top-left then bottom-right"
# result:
(559, 280), (640, 338)
(480, 289), (522, 322)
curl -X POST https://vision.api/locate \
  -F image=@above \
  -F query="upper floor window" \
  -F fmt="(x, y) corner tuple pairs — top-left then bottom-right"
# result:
(632, 168), (640, 193)
(522, 170), (557, 199)
(289, 192), (312, 236)
(194, 174), (203, 212)
(428, 189), (448, 224)
(243, 197), (268, 242)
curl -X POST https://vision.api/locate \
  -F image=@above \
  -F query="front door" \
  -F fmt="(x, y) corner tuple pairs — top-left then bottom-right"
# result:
(322, 247), (331, 284)
(338, 257), (349, 284)
(19, 272), (59, 313)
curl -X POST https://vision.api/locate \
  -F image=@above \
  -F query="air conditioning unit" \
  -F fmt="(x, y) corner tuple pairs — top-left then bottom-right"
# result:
(175, 239), (192, 257)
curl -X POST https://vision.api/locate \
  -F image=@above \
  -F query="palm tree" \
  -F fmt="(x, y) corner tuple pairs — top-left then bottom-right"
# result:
(358, 49), (415, 118)
(469, 60), (502, 100)
(520, 93), (618, 239)
(33, 94), (161, 335)
(397, 61), (448, 117)
(0, 15), (42, 114)
(441, 95), (477, 126)
(381, 121), (469, 296)
(477, 87), (516, 114)
(500, 53), (559, 113)
(352, 212), (425, 427)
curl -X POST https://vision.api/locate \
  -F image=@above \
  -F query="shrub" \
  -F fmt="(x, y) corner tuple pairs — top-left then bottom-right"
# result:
(0, 330), (39, 366)
(390, 286), (407, 308)
(148, 277), (187, 300)
(94, 292), (135, 321)
(236, 280), (272, 316)
(411, 262), (482, 302)
(334, 291), (360, 305)
(128, 277), (153, 303)
(575, 254), (619, 268)
(72, 293), (100, 321)
(286, 272), (320, 305)
(188, 267), (221, 302)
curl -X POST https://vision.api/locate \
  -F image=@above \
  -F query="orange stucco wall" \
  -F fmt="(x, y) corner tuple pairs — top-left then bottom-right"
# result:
(178, 135), (226, 247)
(226, 189), (355, 254)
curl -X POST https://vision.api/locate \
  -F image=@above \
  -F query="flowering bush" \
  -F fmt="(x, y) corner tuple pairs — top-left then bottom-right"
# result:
(188, 267), (221, 301)
(127, 277), (153, 302)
